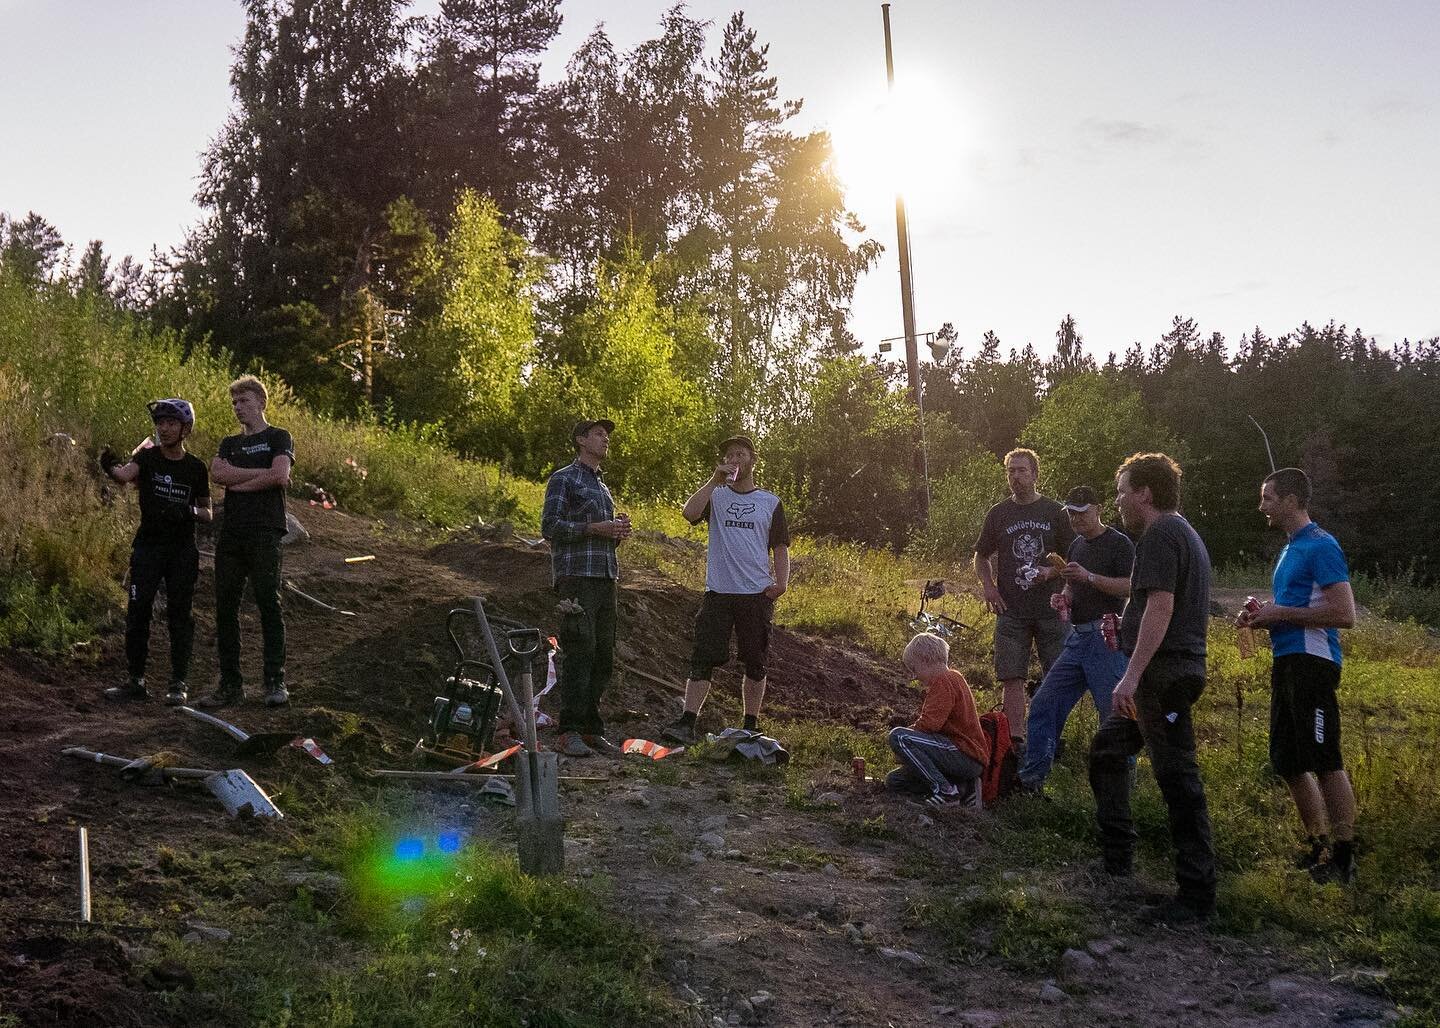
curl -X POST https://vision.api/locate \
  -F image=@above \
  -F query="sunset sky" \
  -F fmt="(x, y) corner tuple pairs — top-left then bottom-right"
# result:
(3, 0), (1435, 361)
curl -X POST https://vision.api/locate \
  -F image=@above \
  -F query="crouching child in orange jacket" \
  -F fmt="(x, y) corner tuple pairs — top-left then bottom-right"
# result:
(886, 632), (991, 811)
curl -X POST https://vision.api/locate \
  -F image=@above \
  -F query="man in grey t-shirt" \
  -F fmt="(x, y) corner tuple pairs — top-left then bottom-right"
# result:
(1089, 452), (1216, 925)
(663, 435), (790, 745)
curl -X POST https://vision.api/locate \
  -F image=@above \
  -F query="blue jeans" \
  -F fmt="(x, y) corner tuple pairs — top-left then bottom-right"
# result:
(1019, 622), (1128, 786)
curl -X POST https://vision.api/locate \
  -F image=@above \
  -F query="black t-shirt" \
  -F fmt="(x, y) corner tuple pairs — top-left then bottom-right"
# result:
(217, 426), (294, 533)
(974, 496), (1075, 620)
(1066, 526), (1135, 624)
(133, 447), (210, 547)
(1120, 513), (1211, 671)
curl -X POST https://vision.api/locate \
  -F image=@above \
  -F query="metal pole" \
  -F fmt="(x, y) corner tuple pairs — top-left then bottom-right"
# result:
(882, 4), (928, 518)
(1246, 415), (1277, 472)
(78, 827), (91, 923)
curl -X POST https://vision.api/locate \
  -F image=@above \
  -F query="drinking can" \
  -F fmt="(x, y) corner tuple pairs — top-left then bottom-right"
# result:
(1101, 612), (1119, 651)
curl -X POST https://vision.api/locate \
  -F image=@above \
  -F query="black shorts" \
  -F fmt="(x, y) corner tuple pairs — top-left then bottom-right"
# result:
(689, 591), (775, 681)
(1269, 653), (1344, 778)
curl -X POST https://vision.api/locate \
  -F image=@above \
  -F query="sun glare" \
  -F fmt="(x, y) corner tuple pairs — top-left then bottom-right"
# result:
(828, 70), (970, 217)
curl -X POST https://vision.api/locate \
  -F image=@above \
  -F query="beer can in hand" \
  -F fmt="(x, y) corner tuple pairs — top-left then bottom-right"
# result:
(1101, 612), (1119, 651)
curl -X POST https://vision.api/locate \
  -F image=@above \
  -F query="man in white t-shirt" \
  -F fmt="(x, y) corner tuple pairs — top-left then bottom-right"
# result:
(663, 435), (790, 744)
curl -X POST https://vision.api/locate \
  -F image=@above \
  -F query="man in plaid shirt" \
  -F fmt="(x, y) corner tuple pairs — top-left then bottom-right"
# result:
(542, 419), (631, 757)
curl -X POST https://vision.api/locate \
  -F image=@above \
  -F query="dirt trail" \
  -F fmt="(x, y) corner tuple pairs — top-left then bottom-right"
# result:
(0, 509), (1398, 1026)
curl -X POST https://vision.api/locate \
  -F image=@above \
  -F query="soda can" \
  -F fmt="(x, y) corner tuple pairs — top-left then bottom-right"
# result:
(1101, 612), (1119, 651)
(851, 756), (866, 782)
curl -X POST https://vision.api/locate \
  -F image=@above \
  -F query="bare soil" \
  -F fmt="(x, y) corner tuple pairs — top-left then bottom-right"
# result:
(0, 510), (1398, 1026)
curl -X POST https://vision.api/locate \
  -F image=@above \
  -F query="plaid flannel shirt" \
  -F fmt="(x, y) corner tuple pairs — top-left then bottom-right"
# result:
(542, 460), (618, 582)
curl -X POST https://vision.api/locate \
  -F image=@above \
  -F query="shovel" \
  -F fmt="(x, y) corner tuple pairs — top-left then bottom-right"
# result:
(177, 706), (296, 756)
(61, 747), (284, 819)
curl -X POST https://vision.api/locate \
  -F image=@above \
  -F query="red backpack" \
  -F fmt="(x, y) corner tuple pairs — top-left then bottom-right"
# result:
(978, 709), (1020, 807)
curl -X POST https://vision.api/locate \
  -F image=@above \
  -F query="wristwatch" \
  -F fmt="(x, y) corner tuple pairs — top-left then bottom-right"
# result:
(1087, 571), (1095, 585)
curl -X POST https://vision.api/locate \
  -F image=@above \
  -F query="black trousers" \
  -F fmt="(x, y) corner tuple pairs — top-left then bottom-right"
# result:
(554, 575), (616, 736)
(126, 542), (199, 682)
(1089, 659), (1216, 908)
(215, 528), (285, 688)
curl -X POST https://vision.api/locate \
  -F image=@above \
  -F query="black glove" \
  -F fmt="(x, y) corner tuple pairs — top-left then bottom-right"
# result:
(98, 446), (119, 476)
(158, 503), (192, 526)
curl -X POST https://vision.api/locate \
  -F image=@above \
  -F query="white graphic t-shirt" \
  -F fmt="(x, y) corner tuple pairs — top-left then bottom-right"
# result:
(693, 486), (790, 595)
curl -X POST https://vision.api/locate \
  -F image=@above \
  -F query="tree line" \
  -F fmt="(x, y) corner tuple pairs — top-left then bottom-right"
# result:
(2, 1), (1436, 581)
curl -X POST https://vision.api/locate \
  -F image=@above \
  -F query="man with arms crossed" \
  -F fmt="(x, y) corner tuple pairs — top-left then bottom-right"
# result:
(541, 419), (630, 758)
(1018, 485), (1133, 794)
(1089, 453), (1216, 923)
(199, 375), (293, 708)
(973, 448), (1073, 749)
(664, 435), (789, 744)
(1239, 467), (1358, 884)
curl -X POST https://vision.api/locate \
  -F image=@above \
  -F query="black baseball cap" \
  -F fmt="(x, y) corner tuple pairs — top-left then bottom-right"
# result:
(572, 418), (615, 442)
(1062, 486), (1099, 512)
(718, 434), (756, 455)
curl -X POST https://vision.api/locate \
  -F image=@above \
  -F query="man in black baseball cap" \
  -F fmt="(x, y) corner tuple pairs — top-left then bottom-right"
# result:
(1018, 484), (1135, 795)
(663, 432), (790, 744)
(542, 417), (629, 757)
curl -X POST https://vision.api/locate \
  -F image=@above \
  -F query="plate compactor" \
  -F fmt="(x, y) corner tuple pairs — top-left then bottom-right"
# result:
(417, 607), (554, 765)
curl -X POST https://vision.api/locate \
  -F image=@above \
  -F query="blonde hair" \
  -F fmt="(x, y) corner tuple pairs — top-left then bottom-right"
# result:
(1003, 447), (1039, 474)
(228, 374), (268, 405)
(904, 632), (950, 670)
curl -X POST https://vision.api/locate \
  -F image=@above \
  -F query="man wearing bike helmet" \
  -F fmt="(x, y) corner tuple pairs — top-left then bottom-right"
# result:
(99, 398), (212, 705)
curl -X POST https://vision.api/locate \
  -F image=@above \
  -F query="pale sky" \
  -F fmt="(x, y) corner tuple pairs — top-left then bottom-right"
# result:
(2, 1), (1436, 361)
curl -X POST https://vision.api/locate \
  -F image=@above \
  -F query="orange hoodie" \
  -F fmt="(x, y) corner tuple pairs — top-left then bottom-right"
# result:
(911, 667), (989, 766)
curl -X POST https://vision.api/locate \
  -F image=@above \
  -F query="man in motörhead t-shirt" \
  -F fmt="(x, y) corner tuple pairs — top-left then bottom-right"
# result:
(98, 398), (213, 706)
(663, 435), (790, 745)
(973, 448), (1075, 749)
(198, 375), (294, 710)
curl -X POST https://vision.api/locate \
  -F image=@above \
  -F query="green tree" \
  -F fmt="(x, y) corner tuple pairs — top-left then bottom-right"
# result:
(379, 191), (539, 457)
(518, 244), (711, 500)
(413, 0), (562, 224)
(1019, 373), (1180, 506)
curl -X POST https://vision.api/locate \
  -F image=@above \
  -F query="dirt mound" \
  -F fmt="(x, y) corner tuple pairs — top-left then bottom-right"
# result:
(1, 932), (161, 1027)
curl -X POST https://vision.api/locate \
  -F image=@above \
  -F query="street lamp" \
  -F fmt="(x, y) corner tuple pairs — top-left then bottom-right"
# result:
(879, 329), (952, 512)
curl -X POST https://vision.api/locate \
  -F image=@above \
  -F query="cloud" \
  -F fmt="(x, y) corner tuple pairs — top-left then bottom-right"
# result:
(1367, 94), (1431, 119)
(1077, 118), (1170, 147)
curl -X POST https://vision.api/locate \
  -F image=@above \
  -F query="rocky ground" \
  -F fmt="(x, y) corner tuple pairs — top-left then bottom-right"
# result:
(0, 508), (1400, 1026)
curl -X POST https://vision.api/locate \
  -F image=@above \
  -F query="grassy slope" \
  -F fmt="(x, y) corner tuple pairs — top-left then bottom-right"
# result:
(5, 283), (1440, 1021)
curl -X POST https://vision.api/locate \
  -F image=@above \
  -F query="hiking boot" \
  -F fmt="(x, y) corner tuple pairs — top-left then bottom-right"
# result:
(661, 716), (697, 745)
(1294, 836), (1329, 872)
(164, 681), (188, 707)
(1144, 897), (1214, 926)
(196, 684), (243, 709)
(104, 676), (148, 701)
(263, 680), (290, 707)
(554, 732), (595, 758)
(1309, 841), (1356, 885)
(581, 734), (622, 757)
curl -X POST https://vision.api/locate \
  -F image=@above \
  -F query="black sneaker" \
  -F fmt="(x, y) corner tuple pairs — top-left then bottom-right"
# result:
(104, 676), (148, 701)
(196, 685), (243, 709)
(263, 680), (290, 707)
(661, 717), (696, 745)
(164, 681), (188, 707)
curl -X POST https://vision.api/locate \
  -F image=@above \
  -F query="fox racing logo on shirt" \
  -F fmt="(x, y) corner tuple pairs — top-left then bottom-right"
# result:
(724, 500), (757, 530)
